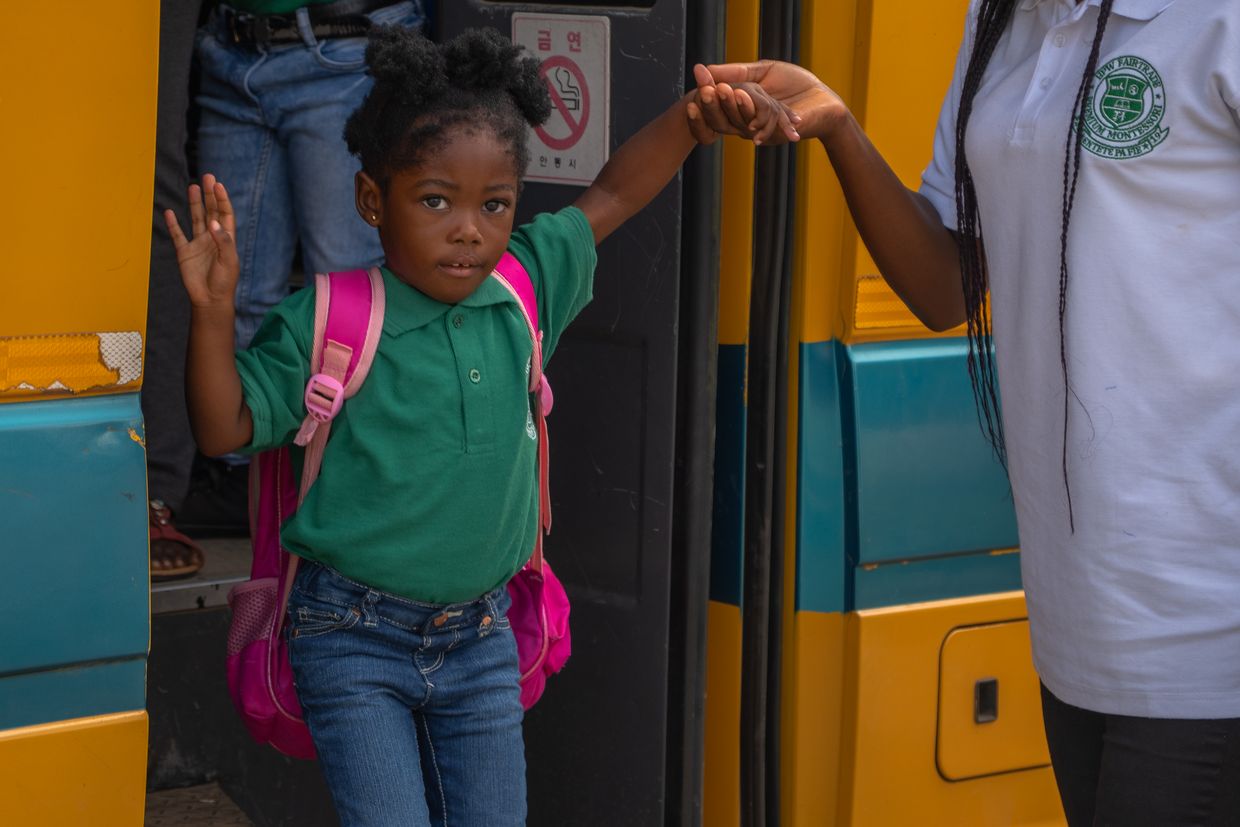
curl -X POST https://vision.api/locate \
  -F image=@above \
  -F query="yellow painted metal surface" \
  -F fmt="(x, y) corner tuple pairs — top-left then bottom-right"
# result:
(703, 600), (743, 827)
(845, 0), (971, 343)
(833, 593), (1065, 826)
(0, 332), (144, 400)
(794, 0), (860, 345)
(796, 0), (970, 345)
(938, 620), (1051, 781)
(717, 0), (760, 347)
(781, 611), (845, 827)
(845, 0), (970, 344)
(0, 711), (148, 825)
(0, 5), (158, 400)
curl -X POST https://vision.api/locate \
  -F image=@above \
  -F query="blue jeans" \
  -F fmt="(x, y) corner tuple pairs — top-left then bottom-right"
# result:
(195, 2), (424, 347)
(287, 562), (527, 827)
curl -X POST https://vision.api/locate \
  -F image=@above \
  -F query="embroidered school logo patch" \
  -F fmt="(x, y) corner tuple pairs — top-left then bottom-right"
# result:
(1081, 56), (1168, 160)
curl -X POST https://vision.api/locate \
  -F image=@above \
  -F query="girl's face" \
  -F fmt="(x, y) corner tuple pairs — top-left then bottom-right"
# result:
(361, 125), (520, 304)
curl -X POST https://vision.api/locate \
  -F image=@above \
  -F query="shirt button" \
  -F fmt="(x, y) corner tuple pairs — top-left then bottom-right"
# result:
(453, 314), (464, 328)
(1054, 33), (1066, 47)
(469, 368), (481, 383)
(1040, 76), (1052, 90)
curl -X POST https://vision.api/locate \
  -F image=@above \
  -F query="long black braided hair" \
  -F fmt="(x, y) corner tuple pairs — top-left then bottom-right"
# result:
(344, 26), (552, 189)
(954, 0), (1116, 530)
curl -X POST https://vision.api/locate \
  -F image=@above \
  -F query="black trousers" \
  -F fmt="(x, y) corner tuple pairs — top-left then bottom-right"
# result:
(1041, 684), (1240, 826)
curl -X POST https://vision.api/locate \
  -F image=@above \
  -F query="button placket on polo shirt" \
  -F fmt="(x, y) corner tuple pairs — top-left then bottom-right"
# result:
(1012, 3), (1094, 144)
(445, 309), (496, 453)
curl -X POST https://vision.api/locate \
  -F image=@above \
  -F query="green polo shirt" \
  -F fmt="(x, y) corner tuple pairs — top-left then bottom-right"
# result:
(226, 1), (338, 14)
(236, 206), (596, 604)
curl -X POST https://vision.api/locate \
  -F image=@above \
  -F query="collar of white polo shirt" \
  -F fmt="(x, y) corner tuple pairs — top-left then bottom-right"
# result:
(1017, 0), (1176, 21)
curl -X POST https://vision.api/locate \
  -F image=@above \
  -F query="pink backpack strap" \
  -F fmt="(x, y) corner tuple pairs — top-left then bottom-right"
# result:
(274, 268), (385, 616)
(492, 253), (552, 410)
(292, 267), (386, 503)
(490, 252), (553, 570)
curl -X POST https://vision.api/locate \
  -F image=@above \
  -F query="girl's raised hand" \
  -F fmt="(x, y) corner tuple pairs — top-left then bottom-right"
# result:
(164, 174), (239, 309)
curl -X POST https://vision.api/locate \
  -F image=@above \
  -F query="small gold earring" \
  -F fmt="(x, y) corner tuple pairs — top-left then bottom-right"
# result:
(370, 214), (378, 222)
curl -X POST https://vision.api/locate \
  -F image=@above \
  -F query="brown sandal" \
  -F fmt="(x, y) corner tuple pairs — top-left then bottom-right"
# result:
(150, 499), (205, 581)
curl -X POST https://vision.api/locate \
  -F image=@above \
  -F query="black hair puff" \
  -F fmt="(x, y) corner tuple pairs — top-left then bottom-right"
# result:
(344, 26), (552, 185)
(442, 28), (552, 128)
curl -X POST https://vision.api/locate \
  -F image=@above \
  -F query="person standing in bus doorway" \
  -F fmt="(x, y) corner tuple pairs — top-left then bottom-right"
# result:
(175, 0), (426, 536)
(165, 25), (787, 826)
(147, 0), (207, 579)
(688, 1), (1240, 825)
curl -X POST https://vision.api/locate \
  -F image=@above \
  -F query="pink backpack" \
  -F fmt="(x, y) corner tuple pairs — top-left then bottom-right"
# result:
(225, 258), (571, 760)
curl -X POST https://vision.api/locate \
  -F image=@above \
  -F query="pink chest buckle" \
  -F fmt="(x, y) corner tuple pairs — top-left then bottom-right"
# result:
(303, 373), (345, 422)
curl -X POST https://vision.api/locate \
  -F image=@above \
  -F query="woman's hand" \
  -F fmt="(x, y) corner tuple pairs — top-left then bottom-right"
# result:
(687, 65), (802, 146)
(690, 61), (847, 145)
(164, 174), (239, 309)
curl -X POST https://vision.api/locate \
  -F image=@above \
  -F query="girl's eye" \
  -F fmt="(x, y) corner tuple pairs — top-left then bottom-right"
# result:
(483, 200), (510, 215)
(422, 195), (448, 210)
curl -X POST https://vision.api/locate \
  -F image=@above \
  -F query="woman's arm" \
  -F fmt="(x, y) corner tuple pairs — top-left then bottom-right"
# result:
(696, 61), (966, 331)
(164, 175), (255, 455)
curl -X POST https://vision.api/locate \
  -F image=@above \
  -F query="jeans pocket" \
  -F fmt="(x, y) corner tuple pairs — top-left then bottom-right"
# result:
(290, 604), (361, 639)
(311, 36), (367, 71)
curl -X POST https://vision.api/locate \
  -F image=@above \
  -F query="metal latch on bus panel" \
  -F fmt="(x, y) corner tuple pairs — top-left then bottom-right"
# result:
(974, 677), (999, 724)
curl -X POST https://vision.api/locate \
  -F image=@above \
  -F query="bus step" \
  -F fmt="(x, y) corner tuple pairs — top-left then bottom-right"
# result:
(146, 782), (252, 826)
(152, 537), (250, 614)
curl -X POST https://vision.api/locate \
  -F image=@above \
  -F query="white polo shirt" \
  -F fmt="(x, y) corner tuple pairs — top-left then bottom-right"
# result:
(920, 0), (1240, 718)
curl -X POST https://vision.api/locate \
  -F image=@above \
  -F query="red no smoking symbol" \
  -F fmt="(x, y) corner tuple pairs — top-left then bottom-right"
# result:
(536, 55), (590, 151)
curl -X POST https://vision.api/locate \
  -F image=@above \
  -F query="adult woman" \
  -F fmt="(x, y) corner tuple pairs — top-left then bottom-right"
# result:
(690, 2), (1240, 823)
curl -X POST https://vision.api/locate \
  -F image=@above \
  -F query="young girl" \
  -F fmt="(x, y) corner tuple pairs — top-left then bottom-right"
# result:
(692, 2), (1240, 824)
(166, 25), (784, 827)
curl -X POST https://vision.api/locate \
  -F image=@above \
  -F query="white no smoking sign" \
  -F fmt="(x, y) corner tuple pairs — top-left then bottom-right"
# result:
(512, 14), (610, 187)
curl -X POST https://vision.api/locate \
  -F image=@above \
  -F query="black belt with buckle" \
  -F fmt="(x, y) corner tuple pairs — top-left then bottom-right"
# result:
(223, 0), (398, 46)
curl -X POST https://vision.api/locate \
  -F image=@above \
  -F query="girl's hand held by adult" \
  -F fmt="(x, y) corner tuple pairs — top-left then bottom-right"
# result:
(687, 65), (801, 146)
(702, 60), (847, 144)
(165, 174), (240, 310)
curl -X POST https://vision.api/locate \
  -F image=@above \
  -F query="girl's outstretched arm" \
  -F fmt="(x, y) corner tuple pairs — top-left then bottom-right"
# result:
(164, 175), (254, 455)
(574, 85), (796, 244)
(572, 95), (699, 244)
(695, 61), (966, 332)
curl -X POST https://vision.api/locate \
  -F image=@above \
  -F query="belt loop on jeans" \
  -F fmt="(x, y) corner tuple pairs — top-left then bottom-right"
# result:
(360, 589), (380, 627)
(295, 7), (317, 48)
(484, 588), (502, 623)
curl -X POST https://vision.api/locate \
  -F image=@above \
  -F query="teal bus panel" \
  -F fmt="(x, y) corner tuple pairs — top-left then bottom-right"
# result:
(710, 344), (746, 607)
(795, 341), (846, 614)
(0, 657), (146, 730)
(0, 395), (149, 687)
(852, 549), (1023, 610)
(846, 340), (1016, 565)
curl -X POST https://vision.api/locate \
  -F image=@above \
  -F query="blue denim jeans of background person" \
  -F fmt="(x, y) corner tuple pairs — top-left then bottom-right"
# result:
(287, 562), (527, 827)
(196, 1), (425, 347)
